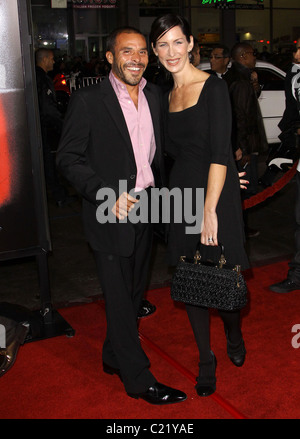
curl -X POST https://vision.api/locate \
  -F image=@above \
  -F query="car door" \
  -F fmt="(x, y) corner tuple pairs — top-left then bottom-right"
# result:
(256, 65), (286, 144)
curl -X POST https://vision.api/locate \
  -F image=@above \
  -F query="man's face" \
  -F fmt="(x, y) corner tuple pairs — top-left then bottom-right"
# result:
(106, 32), (148, 86)
(209, 48), (229, 74)
(241, 46), (257, 69)
(45, 52), (55, 73)
(192, 46), (200, 67)
(293, 39), (300, 64)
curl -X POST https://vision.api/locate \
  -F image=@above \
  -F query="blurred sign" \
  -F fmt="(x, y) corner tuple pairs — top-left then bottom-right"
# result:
(202, 0), (264, 7)
(51, 0), (67, 7)
(202, 0), (234, 4)
(235, 4), (264, 8)
(72, 0), (117, 8)
(202, 0), (263, 3)
(202, 0), (235, 5)
(199, 33), (220, 43)
(215, 2), (264, 9)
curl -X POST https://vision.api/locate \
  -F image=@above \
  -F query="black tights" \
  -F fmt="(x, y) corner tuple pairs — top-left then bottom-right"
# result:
(185, 304), (242, 363)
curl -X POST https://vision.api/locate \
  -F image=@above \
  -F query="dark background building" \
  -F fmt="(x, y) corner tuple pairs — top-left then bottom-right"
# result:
(31, 0), (300, 71)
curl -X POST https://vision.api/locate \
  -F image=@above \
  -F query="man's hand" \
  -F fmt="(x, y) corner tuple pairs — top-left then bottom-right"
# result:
(112, 192), (138, 220)
(251, 71), (261, 94)
(235, 148), (243, 161)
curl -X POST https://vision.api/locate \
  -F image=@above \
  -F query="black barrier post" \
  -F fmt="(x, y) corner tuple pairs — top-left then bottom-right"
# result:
(36, 251), (53, 325)
(30, 250), (75, 342)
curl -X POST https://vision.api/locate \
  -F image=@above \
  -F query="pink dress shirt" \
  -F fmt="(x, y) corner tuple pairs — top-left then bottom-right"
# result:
(109, 71), (156, 191)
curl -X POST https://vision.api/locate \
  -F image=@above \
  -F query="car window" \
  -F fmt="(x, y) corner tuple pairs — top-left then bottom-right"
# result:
(257, 68), (285, 91)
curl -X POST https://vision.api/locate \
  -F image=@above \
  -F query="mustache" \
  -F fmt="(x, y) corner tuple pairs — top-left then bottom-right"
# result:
(124, 62), (146, 69)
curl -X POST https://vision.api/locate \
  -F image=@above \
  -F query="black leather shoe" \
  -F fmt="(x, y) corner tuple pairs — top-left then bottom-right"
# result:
(103, 362), (123, 382)
(195, 351), (216, 397)
(269, 278), (300, 293)
(0, 322), (29, 377)
(226, 334), (246, 367)
(128, 382), (187, 405)
(138, 299), (156, 318)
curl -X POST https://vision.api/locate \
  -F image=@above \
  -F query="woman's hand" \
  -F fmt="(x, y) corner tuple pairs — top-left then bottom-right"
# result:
(201, 163), (226, 247)
(238, 171), (249, 190)
(201, 210), (218, 246)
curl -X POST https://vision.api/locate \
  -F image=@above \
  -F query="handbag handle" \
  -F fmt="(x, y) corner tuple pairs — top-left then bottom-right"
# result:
(194, 242), (226, 268)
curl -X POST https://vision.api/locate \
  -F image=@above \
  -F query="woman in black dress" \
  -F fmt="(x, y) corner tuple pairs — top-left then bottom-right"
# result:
(150, 14), (249, 397)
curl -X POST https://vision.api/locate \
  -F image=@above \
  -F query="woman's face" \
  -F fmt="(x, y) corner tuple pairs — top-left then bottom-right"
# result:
(153, 25), (193, 74)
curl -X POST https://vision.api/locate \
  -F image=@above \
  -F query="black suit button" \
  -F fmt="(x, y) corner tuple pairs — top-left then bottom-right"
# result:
(130, 174), (136, 179)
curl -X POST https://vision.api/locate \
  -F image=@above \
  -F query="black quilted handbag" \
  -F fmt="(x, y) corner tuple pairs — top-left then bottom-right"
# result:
(171, 244), (247, 311)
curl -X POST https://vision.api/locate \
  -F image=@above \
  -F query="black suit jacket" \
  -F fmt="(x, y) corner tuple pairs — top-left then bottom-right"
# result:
(57, 77), (165, 257)
(223, 62), (267, 155)
(278, 63), (300, 133)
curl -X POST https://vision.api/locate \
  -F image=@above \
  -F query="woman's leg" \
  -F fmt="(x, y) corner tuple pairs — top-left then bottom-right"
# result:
(218, 309), (246, 367)
(218, 309), (242, 344)
(185, 304), (211, 362)
(185, 304), (216, 396)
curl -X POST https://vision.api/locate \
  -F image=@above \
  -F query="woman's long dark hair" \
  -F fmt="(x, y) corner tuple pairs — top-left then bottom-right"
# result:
(149, 14), (192, 48)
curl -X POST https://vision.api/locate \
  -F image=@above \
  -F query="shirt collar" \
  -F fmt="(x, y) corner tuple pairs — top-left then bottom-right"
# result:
(109, 70), (147, 98)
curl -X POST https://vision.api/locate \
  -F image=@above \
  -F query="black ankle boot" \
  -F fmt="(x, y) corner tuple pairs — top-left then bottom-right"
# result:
(225, 330), (246, 367)
(195, 351), (216, 397)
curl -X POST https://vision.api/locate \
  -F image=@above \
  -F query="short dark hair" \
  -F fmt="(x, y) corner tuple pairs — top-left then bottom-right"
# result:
(231, 42), (253, 60)
(106, 26), (144, 55)
(35, 48), (52, 64)
(212, 44), (230, 58)
(150, 14), (192, 48)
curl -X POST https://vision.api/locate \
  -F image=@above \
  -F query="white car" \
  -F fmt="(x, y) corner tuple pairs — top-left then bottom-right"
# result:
(200, 61), (286, 144)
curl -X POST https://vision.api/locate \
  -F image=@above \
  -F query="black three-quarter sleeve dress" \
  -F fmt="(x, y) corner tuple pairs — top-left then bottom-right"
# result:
(164, 74), (249, 270)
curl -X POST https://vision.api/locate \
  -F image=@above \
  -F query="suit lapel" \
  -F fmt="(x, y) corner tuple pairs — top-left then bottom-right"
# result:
(101, 79), (136, 165)
(143, 85), (161, 153)
(144, 84), (162, 175)
(100, 79), (162, 172)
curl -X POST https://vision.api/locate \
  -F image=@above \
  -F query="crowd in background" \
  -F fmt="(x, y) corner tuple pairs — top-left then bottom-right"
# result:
(48, 41), (296, 84)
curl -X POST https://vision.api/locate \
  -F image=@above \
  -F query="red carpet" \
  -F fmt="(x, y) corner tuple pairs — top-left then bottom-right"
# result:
(0, 260), (300, 419)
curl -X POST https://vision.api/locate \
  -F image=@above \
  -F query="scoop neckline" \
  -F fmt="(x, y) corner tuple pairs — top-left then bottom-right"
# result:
(168, 74), (212, 114)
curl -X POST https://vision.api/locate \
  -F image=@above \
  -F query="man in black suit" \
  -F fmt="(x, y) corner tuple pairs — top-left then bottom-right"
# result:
(223, 42), (268, 238)
(35, 48), (70, 206)
(209, 44), (230, 79)
(56, 26), (186, 405)
(270, 38), (300, 294)
(260, 38), (300, 188)
(223, 43), (267, 175)
(278, 38), (300, 139)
